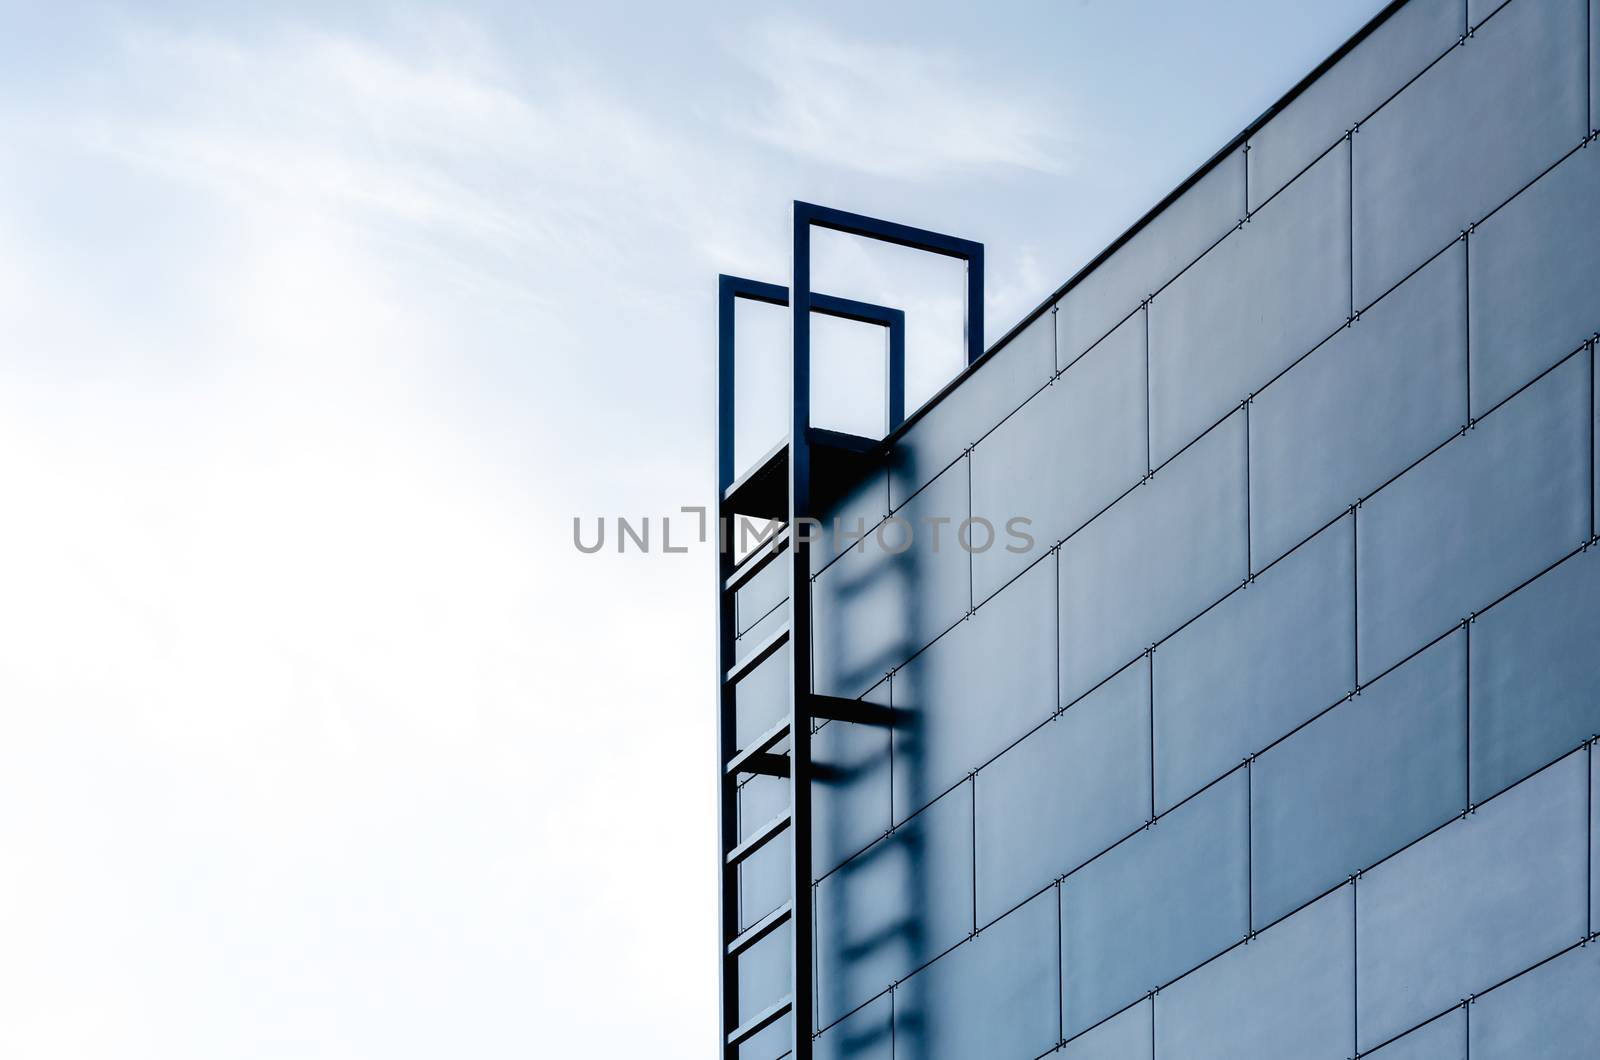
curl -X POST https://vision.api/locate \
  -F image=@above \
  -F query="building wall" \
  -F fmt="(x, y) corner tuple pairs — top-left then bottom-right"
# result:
(732, 0), (1600, 1054)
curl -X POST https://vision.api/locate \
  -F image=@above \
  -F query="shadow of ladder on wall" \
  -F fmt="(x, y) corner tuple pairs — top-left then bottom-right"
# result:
(715, 204), (984, 1060)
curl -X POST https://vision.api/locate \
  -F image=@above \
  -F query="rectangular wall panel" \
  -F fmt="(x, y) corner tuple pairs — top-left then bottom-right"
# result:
(1154, 515), (1355, 814)
(1354, 351), (1591, 684)
(1468, 548), (1600, 804)
(738, 1018), (790, 1060)
(1249, 243), (1466, 569)
(740, 783), (792, 929)
(1468, 0), (1513, 30)
(814, 992), (891, 1060)
(1469, 943), (1600, 1058)
(1153, 886), (1354, 1060)
(891, 556), (1055, 824)
(811, 678), (892, 879)
(1467, 143), (1600, 417)
(1593, 0), (1600, 135)
(1251, 630), (1466, 930)
(1148, 143), (1350, 467)
(1246, 0), (1462, 211)
(1352, 0), (1588, 307)
(975, 658), (1150, 926)
(890, 889), (1059, 1060)
(1056, 148), (1244, 372)
(1354, 752), (1590, 1052)
(970, 307), (1146, 603)
(1054, 996), (1150, 1059)
(734, 601), (788, 668)
(1365, 1008), (1466, 1060)
(888, 309), (1054, 509)
(739, 774), (788, 842)
(811, 455), (890, 576)
(1059, 409), (1248, 705)
(735, 551), (788, 636)
(1059, 768), (1249, 1037)
(736, 643), (791, 749)
(737, 922), (793, 1026)
(813, 780), (974, 1029)
(812, 458), (970, 700)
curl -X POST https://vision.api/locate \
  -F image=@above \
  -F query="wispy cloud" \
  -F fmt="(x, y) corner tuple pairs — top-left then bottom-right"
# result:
(67, 26), (703, 270)
(735, 22), (1068, 179)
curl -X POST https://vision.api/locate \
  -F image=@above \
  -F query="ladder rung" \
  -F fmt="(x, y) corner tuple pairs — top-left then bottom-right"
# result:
(727, 900), (792, 958)
(726, 720), (792, 776)
(726, 811), (791, 866)
(738, 752), (790, 778)
(724, 624), (789, 685)
(727, 995), (793, 1047)
(725, 526), (790, 592)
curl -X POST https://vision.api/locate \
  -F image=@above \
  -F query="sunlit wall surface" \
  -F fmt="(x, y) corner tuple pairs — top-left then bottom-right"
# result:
(728, 0), (1600, 1054)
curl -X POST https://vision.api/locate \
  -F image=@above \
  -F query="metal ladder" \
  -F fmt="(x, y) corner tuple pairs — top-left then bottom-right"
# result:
(715, 204), (983, 1060)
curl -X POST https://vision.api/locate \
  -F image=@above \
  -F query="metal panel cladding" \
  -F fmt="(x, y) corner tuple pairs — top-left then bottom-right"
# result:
(799, 0), (1600, 1056)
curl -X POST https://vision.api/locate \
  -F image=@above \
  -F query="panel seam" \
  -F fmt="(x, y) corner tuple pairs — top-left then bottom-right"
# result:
(1245, 397), (1254, 576)
(1246, 757), (1254, 934)
(1465, 617), (1473, 809)
(1057, 880), (1066, 1049)
(1149, 651), (1157, 821)
(1352, 507), (1361, 687)
(970, 775), (978, 938)
(1464, 231), (1473, 424)
(1144, 303), (1153, 477)
(966, 451), (975, 615)
(1352, 878), (1359, 1056)
(1347, 132), (1355, 319)
(1055, 546), (1062, 713)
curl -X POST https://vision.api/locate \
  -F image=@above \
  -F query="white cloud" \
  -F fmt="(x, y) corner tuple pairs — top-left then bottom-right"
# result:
(736, 22), (1068, 179)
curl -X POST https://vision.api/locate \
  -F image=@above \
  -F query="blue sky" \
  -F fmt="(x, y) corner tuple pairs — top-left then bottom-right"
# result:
(0, 2), (1383, 1055)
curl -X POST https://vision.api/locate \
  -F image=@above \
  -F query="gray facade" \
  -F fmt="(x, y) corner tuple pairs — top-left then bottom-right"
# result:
(730, 0), (1600, 1054)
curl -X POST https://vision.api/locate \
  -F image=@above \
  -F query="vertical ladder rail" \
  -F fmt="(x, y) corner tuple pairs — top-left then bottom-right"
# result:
(716, 276), (786, 1060)
(787, 215), (817, 1060)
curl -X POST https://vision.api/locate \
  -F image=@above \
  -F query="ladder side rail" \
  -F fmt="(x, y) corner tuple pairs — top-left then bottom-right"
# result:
(714, 277), (742, 1056)
(787, 212), (817, 1060)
